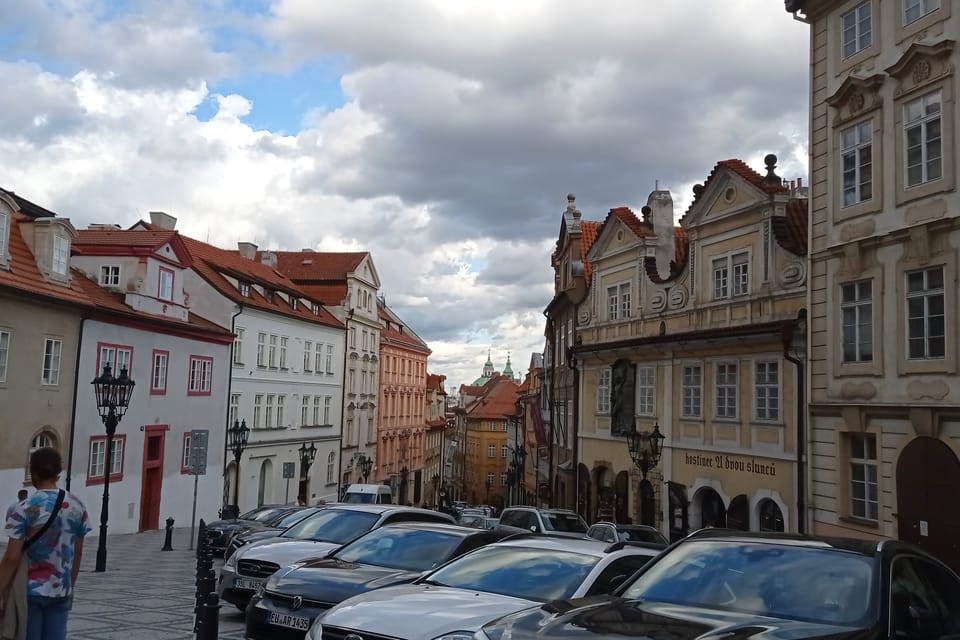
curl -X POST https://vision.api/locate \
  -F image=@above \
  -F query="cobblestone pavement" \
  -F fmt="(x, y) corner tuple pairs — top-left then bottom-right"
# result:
(65, 527), (246, 639)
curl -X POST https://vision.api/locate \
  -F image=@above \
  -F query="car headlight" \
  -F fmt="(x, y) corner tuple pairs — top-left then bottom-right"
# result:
(305, 622), (322, 640)
(433, 632), (478, 640)
(224, 551), (238, 569)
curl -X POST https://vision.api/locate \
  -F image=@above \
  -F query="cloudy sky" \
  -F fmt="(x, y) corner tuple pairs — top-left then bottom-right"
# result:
(2, 0), (809, 391)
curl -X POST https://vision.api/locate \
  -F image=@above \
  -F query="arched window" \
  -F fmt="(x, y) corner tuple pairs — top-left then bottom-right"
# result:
(758, 499), (785, 532)
(25, 430), (57, 479)
(326, 451), (335, 484)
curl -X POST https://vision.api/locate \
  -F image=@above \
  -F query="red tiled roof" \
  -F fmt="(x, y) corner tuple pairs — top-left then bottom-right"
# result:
(643, 227), (690, 285)
(75, 229), (177, 249)
(379, 302), (429, 352)
(293, 283), (348, 305)
(607, 207), (655, 238)
(0, 213), (92, 308)
(683, 159), (790, 220)
(466, 377), (520, 419)
(773, 198), (808, 256)
(426, 373), (445, 391)
(271, 251), (368, 281)
(580, 220), (601, 284)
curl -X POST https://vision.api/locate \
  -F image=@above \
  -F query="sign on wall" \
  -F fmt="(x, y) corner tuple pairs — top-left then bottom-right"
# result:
(282, 462), (296, 479)
(188, 429), (209, 475)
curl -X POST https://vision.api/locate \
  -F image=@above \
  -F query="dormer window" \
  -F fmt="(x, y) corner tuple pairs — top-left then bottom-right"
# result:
(291, 298), (298, 311)
(99, 265), (120, 286)
(312, 303), (320, 315)
(158, 267), (174, 301)
(0, 210), (8, 262)
(240, 282), (250, 297)
(52, 235), (69, 275)
(265, 290), (275, 303)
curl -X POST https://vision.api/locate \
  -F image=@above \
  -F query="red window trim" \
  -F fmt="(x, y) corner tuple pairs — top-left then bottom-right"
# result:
(158, 266), (175, 302)
(151, 349), (169, 395)
(181, 432), (191, 474)
(86, 434), (127, 486)
(95, 341), (134, 377)
(187, 355), (214, 396)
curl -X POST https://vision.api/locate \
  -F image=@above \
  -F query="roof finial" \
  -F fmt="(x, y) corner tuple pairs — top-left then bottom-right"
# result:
(764, 154), (782, 186)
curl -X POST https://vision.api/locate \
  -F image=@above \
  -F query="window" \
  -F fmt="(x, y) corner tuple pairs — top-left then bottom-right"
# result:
(487, 472), (495, 486)
(754, 362), (780, 421)
(326, 345), (334, 374)
(502, 422), (508, 432)
(229, 393), (239, 427)
(361, 371), (368, 395)
(27, 432), (55, 479)
(188, 356), (213, 395)
(501, 473), (508, 487)
(488, 422), (497, 431)
(87, 435), (125, 484)
(0, 329), (9, 383)
(98, 343), (133, 377)
(51, 235), (69, 275)
(234, 328), (244, 365)
(315, 342), (323, 373)
(301, 396), (310, 425)
(501, 445), (509, 458)
(681, 365), (702, 418)
(158, 267), (174, 301)
(349, 369), (355, 393)
(257, 332), (266, 367)
(905, 90), (942, 187)
(842, 1), (871, 59)
(268, 334), (278, 368)
(240, 282), (250, 297)
(637, 366), (655, 416)
(151, 350), (169, 395)
(362, 330), (368, 351)
(487, 444), (495, 458)
(715, 363), (738, 419)
(313, 396), (322, 425)
(906, 267), (945, 359)
(849, 433), (878, 521)
(889, 556), (960, 638)
(904, 0), (940, 24)
(841, 121), (873, 206)
(597, 367), (611, 413)
(265, 395), (275, 428)
(277, 395), (285, 427)
(304, 341), (313, 372)
(253, 394), (263, 428)
(181, 433), (192, 474)
(99, 265), (120, 286)
(42, 338), (62, 385)
(713, 253), (749, 299)
(326, 452), (335, 484)
(279, 337), (288, 369)
(607, 286), (618, 320)
(323, 396), (332, 424)
(0, 211), (7, 259)
(349, 328), (356, 348)
(841, 280), (874, 362)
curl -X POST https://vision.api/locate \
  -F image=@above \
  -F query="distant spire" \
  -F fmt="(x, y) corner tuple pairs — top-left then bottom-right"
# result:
(503, 352), (514, 378)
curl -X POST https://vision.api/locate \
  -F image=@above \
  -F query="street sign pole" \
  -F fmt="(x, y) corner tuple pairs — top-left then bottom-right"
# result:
(189, 474), (198, 551)
(187, 429), (210, 551)
(282, 462), (296, 504)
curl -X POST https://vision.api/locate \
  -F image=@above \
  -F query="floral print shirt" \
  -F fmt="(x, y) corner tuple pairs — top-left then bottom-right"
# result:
(5, 489), (91, 598)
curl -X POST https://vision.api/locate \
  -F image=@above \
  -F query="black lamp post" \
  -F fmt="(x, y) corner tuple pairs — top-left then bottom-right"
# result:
(91, 363), (136, 573)
(432, 473), (440, 506)
(228, 419), (250, 509)
(626, 422), (666, 480)
(358, 454), (373, 482)
(298, 441), (317, 503)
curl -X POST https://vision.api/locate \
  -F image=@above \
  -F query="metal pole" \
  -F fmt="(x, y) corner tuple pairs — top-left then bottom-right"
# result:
(285, 477), (290, 504)
(189, 473), (199, 551)
(95, 409), (116, 572)
(232, 451), (241, 509)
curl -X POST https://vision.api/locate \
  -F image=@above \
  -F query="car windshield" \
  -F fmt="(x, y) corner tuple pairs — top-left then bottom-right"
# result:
(623, 540), (875, 625)
(274, 508), (322, 528)
(251, 507), (287, 523)
(336, 528), (463, 571)
(424, 545), (597, 602)
(281, 509), (380, 543)
(542, 512), (588, 534)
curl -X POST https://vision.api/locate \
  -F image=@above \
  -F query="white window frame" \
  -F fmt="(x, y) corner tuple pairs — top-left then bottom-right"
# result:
(229, 393), (239, 427)
(187, 356), (213, 395)
(42, 338), (62, 385)
(906, 266), (946, 359)
(326, 452), (335, 484)
(606, 286), (619, 320)
(715, 363), (738, 419)
(841, 1), (872, 59)
(597, 367), (611, 413)
(849, 433), (879, 521)
(904, 90), (943, 188)
(151, 351), (168, 393)
(314, 342), (323, 373)
(0, 211), (8, 261)
(501, 444), (508, 458)
(233, 328), (244, 365)
(265, 394), (275, 428)
(301, 396), (310, 425)
(636, 366), (655, 416)
(88, 437), (123, 479)
(277, 395), (285, 427)
(52, 235), (69, 275)
(323, 396), (331, 424)
(754, 361), (780, 422)
(279, 337), (288, 369)
(681, 365), (702, 419)
(303, 341), (313, 372)
(841, 280), (874, 363)
(841, 120), (873, 207)
(253, 394), (263, 428)
(325, 345), (334, 374)
(904, 0), (940, 24)
(158, 267), (174, 301)
(257, 332), (266, 368)
(487, 444), (495, 458)
(712, 252), (749, 299)
(313, 396), (322, 425)
(268, 334), (278, 368)
(99, 265), (121, 286)
(182, 433), (192, 472)
(0, 329), (9, 383)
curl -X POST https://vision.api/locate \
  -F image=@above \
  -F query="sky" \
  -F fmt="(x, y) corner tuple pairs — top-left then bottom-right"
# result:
(1, 0), (810, 391)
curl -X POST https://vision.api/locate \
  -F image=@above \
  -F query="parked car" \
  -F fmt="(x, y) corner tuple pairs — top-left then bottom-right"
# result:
(586, 522), (669, 547)
(477, 530), (960, 640)
(217, 504), (454, 609)
(205, 505), (300, 556)
(224, 507), (326, 560)
(458, 513), (488, 528)
(498, 506), (589, 538)
(482, 517), (500, 530)
(246, 523), (510, 639)
(305, 535), (660, 640)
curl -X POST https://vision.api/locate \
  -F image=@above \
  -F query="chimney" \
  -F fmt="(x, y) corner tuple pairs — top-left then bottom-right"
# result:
(149, 211), (177, 230)
(261, 251), (278, 268)
(87, 223), (122, 230)
(646, 189), (677, 278)
(238, 242), (258, 260)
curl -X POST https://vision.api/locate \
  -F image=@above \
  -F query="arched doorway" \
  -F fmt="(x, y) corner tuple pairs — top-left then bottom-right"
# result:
(594, 466), (613, 522)
(615, 471), (630, 524)
(258, 459), (273, 506)
(758, 499), (784, 532)
(639, 479), (656, 526)
(577, 464), (590, 522)
(897, 437), (960, 572)
(727, 494), (750, 531)
(693, 487), (726, 529)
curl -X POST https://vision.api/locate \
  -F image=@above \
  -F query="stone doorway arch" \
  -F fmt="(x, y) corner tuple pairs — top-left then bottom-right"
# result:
(727, 494), (750, 531)
(693, 487), (726, 529)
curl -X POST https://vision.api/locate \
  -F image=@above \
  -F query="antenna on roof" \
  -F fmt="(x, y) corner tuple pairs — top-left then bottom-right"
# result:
(655, 179), (659, 190)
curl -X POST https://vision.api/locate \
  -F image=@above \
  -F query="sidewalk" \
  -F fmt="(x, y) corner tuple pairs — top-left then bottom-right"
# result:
(65, 527), (246, 639)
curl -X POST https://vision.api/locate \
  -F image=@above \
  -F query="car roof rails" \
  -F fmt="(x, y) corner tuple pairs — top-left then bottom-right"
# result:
(603, 540), (668, 553)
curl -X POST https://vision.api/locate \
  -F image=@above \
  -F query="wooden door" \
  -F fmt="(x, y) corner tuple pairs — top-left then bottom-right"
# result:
(139, 426), (167, 531)
(897, 437), (960, 572)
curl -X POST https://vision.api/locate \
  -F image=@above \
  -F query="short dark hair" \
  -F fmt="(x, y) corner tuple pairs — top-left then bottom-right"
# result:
(30, 447), (62, 483)
(17, 489), (28, 501)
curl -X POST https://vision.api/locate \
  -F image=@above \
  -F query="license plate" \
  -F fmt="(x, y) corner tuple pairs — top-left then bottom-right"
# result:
(269, 611), (311, 631)
(234, 577), (262, 591)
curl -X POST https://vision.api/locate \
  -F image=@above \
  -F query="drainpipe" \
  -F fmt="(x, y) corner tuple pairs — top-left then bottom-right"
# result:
(782, 314), (806, 534)
(569, 344), (580, 519)
(336, 311), (353, 500)
(222, 303), (243, 507)
(65, 312), (91, 491)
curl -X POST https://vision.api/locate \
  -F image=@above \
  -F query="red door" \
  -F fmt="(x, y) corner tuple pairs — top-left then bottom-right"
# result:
(139, 425), (168, 531)
(897, 436), (960, 572)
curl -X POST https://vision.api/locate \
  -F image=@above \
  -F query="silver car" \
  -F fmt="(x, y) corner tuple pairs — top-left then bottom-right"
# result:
(218, 504), (453, 609)
(305, 536), (660, 640)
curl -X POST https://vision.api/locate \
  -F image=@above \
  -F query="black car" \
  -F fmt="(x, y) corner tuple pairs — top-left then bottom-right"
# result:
(224, 507), (326, 560)
(479, 530), (960, 640)
(245, 523), (509, 640)
(206, 505), (299, 555)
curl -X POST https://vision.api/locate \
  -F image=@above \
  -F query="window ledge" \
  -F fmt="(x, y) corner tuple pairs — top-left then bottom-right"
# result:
(839, 515), (880, 529)
(87, 473), (124, 486)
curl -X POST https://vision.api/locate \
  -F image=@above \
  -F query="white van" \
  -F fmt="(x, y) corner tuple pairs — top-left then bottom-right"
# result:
(342, 484), (393, 504)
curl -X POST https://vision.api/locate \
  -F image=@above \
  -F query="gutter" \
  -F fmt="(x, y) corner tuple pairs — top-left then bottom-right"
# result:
(781, 314), (806, 534)
(65, 312), (91, 491)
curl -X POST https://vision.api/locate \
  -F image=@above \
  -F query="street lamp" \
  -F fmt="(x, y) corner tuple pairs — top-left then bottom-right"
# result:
(227, 419), (250, 510)
(298, 442), (317, 503)
(91, 363), (136, 573)
(626, 422), (666, 480)
(358, 454), (373, 482)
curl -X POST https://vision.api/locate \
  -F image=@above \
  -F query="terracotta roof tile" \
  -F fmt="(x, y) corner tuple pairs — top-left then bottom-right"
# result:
(271, 251), (368, 281)
(643, 227), (690, 285)
(580, 221), (601, 284)
(0, 213), (92, 308)
(683, 158), (790, 219)
(606, 207), (655, 238)
(466, 377), (520, 419)
(773, 198), (808, 256)
(75, 229), (177, 249)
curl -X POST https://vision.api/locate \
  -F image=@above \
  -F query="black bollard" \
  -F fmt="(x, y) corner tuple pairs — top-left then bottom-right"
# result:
(200, 591), (221, 640)
(162, 516), (175, 551)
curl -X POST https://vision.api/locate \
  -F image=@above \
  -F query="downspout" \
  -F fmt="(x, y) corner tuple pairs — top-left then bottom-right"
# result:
(222, 303), (243, 507)
(782, 315), (806, 534)
(569, 343), (580, 519)
(65, 312), (91, 491)
(336, 311), (352, 501)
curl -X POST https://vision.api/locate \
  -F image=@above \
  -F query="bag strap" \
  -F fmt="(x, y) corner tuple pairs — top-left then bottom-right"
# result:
(23, 489), (65, 551)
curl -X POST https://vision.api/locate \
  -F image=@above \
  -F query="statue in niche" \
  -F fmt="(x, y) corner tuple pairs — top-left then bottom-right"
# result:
(610, 359), (636, 437)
